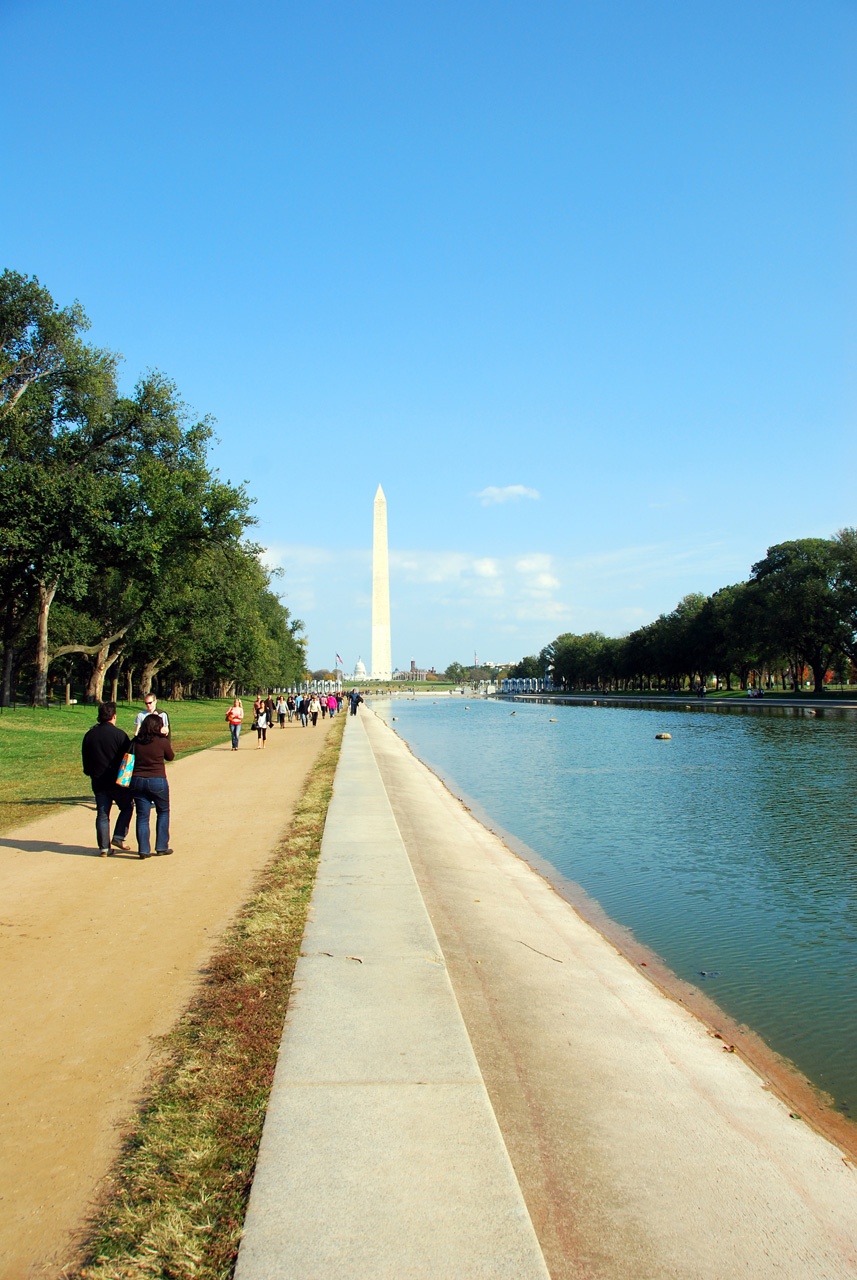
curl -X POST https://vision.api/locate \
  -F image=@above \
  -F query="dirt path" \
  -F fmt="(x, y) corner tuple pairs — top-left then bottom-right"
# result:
(0, 714), (337, 1280)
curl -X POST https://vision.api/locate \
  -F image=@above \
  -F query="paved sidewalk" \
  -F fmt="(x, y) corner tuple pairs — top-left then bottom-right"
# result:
(235, 714), (550, 1280)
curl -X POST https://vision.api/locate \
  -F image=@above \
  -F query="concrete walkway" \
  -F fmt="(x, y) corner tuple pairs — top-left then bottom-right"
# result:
(235, 713), (550, 1280)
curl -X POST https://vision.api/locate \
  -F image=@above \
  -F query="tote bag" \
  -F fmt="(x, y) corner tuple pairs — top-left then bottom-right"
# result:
(116, 744), (135, 787)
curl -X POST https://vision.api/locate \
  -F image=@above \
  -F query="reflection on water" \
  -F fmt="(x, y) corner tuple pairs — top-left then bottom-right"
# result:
(373, 697), (857, 1116)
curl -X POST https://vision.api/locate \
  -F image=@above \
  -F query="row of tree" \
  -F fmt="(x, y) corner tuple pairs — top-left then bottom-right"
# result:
(510, 534), (857, 695)
(0, 270), (307, 705)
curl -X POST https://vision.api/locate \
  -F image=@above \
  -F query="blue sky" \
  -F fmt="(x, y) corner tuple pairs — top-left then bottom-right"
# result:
(2, 0), (854, 671)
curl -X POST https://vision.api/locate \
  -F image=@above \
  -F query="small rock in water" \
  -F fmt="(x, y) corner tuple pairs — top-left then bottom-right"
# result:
(655, 732), (672, 740)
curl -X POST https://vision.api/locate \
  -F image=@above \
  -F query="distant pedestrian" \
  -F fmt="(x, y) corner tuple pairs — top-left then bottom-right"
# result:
(256, 706), (269, 748)
(276, 695), (287, 727)
(265, 694), (276, 728)
(309, 694), (321, 727)
(129, 713), (174, 859)
(298, 696), (309, 727)
(81, 701), (134, 856)
(286, 694), (296, 722)
(225, 697), (244, 750)
(349, 688), (363, 716)
(134, 693), (170, 735)
(327, 693), (337, 717)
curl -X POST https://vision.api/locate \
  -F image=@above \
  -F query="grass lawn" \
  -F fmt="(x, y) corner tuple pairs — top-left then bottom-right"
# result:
(0, 700), (233, 836)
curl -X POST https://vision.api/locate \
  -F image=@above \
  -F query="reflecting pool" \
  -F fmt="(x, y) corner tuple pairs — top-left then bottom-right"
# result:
(373, 696), (857, 1116)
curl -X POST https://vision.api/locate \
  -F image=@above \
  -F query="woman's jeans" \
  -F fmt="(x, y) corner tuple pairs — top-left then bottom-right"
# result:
(230, 723), (241, 748)
(131, 777), (170, 854)
(311, 711), (319, 726)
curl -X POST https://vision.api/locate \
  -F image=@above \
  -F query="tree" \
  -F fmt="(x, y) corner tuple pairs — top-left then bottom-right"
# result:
(508, 655), (543, 679)
(1, 356), (252, 703)
(0, 270), (119, 704)
(750, 540), (848, 694)
(833, 528), (857, 668)
(123, 543), (305, 698)
(444, 662), (467, 683)
(0, 269), (95, 419)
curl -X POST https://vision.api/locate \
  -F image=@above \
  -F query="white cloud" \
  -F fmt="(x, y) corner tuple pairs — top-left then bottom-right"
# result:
(475, 485), (540, 506)
(473, 558), (500, 578)
(515, 554), (552, 575)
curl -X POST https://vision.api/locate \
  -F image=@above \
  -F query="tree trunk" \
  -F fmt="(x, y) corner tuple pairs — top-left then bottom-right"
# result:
(65, 681), (72, 705)
(110, 673), (119, 702)
(87, 644), (124, 704)
(126, 668), (133, 702)
(2, 642), (14, 708)
(170, 680), (184, 701)
(32, 579), (59, 707)
(808, 648), (830, 695)
(139, 659), (161, 697)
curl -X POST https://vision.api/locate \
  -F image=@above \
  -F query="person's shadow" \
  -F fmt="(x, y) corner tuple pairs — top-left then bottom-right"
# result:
(0, 796), (140, 858)
(0, 837), (139, 859)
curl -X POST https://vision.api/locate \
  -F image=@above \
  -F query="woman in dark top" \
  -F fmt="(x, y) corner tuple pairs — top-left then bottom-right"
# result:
(130, 712), (175, 859)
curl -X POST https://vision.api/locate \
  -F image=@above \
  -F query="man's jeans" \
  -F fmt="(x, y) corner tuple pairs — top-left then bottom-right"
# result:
(130, 776), (170, 854)
(93, 787), (133, 852)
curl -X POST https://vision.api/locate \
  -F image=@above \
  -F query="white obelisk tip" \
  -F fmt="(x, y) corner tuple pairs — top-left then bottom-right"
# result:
(375, 484), (386, 502)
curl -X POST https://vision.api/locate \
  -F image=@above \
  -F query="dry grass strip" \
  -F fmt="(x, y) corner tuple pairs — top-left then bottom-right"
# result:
(73, 714), (346, 1280)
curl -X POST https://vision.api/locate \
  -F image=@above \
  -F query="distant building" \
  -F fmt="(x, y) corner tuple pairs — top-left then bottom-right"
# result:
(348, 656), (367, 683)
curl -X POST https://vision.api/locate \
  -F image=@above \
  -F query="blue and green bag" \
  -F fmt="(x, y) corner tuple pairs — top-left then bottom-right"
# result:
(116, 745), (135, 787)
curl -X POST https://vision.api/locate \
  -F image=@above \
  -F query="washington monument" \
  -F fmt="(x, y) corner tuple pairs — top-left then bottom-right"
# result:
(371, 485), (392, 681)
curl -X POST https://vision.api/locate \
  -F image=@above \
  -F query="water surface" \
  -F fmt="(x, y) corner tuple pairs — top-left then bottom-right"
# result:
(373, 696), (857, 1116)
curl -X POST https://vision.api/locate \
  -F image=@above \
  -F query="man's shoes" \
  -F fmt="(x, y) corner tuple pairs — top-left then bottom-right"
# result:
(154, 848), (174, 856)
(111, 837), (131, 850)
(138, 850), (150, 859)
(98, 849), (110, 857)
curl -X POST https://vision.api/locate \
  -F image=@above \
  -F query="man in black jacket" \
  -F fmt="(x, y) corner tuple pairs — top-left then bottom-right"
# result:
(81, 701), (134, 856)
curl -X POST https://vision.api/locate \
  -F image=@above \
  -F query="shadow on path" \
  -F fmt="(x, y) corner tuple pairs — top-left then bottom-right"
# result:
(0, 837), (126, 859)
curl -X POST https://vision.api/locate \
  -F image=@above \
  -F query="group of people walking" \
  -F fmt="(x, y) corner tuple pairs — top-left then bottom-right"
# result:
(81, 687), (365, 858)
(81, 695), (174, 860)
(225, 691), (349, 749)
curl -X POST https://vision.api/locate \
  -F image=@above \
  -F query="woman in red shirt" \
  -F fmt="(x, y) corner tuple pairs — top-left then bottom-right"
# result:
(226, 698), (244, 750)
